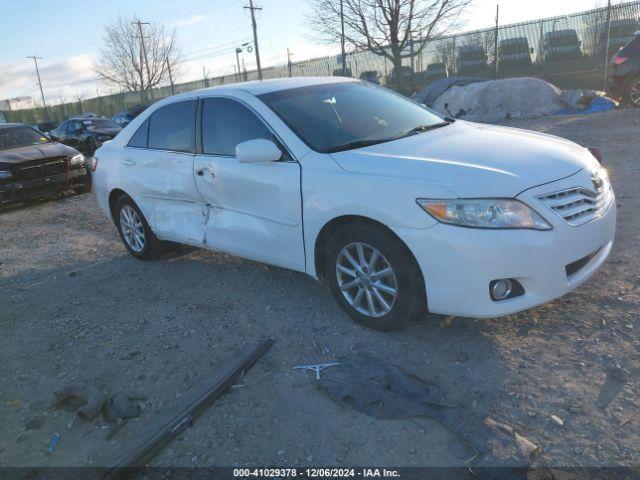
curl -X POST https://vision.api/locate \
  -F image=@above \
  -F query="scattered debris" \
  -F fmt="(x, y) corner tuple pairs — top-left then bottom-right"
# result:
(550, 415), (564, 427)
(53, 384), (141, 422)
(47, 431), (60, 453)
(102, 339), (273, 480)
(293, 362), (340, 380)
(317, 354), (535, 475)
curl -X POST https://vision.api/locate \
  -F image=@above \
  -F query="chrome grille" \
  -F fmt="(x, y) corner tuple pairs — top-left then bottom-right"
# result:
(537, 183), (613, 226)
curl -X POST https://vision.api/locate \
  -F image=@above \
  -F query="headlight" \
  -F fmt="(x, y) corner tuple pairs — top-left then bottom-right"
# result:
(417, 198), (552, 230)
(69, 153), (85, 166)
(0, 170), (12, 180)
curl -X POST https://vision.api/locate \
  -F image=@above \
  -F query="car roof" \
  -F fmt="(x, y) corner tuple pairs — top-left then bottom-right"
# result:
(191, 76), (358, 97)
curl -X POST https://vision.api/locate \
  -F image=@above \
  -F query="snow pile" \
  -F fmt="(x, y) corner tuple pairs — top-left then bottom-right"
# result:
(431, 77), (564, 122)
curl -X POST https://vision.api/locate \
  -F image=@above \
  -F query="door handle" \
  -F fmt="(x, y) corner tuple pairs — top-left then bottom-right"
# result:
(121, 158), (136, 166)
(196, 168), (215, 178)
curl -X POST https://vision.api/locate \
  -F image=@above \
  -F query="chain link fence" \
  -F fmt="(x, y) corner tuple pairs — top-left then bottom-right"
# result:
(3, 1), (639, 124)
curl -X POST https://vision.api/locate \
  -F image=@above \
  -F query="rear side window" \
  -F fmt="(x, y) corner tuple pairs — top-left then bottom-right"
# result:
(201, 98), (272, 156)
(148, 101), (196, 152)
(127, 119), (149, 148)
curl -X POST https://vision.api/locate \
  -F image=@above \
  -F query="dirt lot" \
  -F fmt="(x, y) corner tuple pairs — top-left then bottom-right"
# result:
(1, 109), (639, 476)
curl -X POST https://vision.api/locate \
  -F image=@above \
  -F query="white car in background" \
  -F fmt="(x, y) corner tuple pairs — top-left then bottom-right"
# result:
(92, 77), (615, 331)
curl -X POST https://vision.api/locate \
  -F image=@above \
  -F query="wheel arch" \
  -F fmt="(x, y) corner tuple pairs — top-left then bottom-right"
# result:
(108, 188), (129, 223)
(313, 215), (425, 288)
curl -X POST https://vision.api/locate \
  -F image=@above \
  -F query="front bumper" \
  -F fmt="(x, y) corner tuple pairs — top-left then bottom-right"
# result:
(394, 172), (616, 318)
(0, 168), (88, 206)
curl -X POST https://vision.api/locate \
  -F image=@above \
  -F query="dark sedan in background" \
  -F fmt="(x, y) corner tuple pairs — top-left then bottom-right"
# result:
(0, 124), (90, 207)
(608, 31), (640, 107)
(50, 116), (121, 154)
(112, 104), (148, 128)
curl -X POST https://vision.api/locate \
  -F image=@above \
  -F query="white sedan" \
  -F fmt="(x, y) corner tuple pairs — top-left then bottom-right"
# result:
(92, 77), (616, 331)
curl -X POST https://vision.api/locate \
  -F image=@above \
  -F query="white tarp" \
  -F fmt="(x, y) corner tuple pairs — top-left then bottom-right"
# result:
(431, 77), (564, 122)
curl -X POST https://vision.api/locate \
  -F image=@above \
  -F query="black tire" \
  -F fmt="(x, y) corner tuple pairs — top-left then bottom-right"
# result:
(86, 137), (97, 154)
(623, 74), (640, 108)
(72, 174), (92, 194)
(114, 194), (163, 261)
(324, 222), (426, 331)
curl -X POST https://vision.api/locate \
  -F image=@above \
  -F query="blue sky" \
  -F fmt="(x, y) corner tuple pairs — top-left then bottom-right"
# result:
(0, 0), (605, 104)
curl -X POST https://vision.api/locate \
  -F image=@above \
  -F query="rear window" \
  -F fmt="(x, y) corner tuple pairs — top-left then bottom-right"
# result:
(148, 101), (196, 152)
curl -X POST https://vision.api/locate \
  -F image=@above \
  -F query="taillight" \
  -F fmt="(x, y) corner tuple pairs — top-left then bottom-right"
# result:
(588, 147), (603, 165)
(613, 55), (629, 65)
(91, 157), (99, 172)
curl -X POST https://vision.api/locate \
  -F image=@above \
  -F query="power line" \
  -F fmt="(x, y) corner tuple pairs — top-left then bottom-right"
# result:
(244, 0), (263, 80)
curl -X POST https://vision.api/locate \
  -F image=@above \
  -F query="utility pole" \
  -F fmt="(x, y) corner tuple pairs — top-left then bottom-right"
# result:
(203, 66), (210, 88)
(132, 20), (153, 101)
(166, 56), (175, 95)
(287, 48), (293, 77)
(340, 0), (346, 76)
(27, 55), (48, 119)
(244, 0), (263, 80)
(493, 4), (499, 80)
(235, 48), (242, 82)
(602, 0), (612, 91)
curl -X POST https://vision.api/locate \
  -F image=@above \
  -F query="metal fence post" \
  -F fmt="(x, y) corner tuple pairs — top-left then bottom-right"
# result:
(602, 0), (612, 91)
(493, 4), (499, 80)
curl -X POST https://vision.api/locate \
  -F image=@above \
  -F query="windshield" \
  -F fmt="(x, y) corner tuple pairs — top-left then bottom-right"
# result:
(258, 82), (446, 153)
(0, 126), (50, 150)
(81, 118), (119, 130)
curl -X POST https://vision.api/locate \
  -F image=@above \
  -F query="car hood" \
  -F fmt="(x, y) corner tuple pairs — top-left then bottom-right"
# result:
(0, 142), (79, 164)
(329, 121), (598, 198)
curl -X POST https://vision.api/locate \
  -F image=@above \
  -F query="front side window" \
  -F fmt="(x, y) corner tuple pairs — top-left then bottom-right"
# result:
(148, 101), (196, 152)
(258, 82), (446, 153)
(201, 98), (272, 156)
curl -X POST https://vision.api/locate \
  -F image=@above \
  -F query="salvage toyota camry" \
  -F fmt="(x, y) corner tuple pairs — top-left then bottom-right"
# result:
(92, 77), (615, 331)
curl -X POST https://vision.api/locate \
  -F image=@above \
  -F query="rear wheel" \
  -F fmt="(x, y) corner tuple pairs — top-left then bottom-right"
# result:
(114, 195), (163, 260)
(324, 223), (425, 331)
(624, 74), (640, 107)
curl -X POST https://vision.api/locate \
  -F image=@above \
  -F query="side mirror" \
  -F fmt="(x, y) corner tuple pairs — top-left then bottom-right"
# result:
(235, 139), (282, 163)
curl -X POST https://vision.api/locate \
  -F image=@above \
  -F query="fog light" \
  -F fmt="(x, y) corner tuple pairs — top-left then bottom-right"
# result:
(490, 279), (513, 301)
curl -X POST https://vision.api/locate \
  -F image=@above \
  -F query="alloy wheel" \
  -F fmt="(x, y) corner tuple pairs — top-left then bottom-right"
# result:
(335, 242), (398, 317)
(119, 205), (145, 253)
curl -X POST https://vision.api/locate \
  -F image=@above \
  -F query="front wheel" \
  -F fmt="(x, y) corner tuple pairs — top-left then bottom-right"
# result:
(624, 74), (640, 107)
(324, 223), (426, 331)
(114, 195), (163, 260)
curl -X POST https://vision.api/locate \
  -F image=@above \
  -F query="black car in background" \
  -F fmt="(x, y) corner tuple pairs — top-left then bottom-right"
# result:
(0, 124), (90, 207)
(32, 121), (59, 135)
(608, 31), (640, 107)
(50, 116), (121, 154)
(112, 104), (148, 128)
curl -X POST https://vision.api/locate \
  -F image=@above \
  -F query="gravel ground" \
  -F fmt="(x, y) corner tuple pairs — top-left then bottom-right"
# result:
(1, 109), (639, 475)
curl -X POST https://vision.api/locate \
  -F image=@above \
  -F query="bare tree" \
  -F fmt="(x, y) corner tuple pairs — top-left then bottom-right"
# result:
(94, 16), (181, 100)
(435, 38), (456, 71)
(307, 0), (471, 85)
